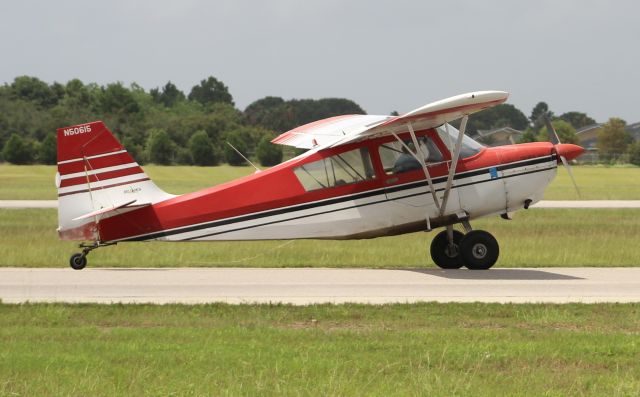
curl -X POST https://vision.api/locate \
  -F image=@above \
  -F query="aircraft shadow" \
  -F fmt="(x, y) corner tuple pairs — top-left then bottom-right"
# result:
(404, 268), (583, 281)
(94, 268), (172, 271)
(92, 267), (582, 280)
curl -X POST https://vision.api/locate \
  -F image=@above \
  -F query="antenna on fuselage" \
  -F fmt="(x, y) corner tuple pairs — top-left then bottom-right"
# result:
(226, 141), (261, 172)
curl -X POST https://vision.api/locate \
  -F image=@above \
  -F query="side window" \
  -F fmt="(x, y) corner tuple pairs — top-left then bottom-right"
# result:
(379, 136), (444, 175)
(294, 147), (376, 192)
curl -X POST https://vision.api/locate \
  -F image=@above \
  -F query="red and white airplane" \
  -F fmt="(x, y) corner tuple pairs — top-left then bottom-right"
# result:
(56, 91), (584, 270)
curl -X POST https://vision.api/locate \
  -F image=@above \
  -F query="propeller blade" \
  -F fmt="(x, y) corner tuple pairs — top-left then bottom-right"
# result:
(544, 114), (561, 145)
(559, 154), (581, 198)
(544, 114), (582, 198)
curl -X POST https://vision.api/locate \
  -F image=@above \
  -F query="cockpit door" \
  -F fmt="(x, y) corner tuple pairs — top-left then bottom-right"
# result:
(377, 131), (462, 214)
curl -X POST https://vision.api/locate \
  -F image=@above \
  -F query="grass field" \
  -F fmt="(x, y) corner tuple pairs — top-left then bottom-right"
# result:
(1, 208), (638, 268)
(1, 163), (639, 200)
(1, 303), (638, 396)
(2, 166), (638, 397)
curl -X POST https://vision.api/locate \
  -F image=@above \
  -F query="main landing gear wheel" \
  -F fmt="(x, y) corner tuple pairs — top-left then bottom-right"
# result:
(69, 253), (87, 270)
(430, 230), (465, 269)
(460, 230), (499, 270)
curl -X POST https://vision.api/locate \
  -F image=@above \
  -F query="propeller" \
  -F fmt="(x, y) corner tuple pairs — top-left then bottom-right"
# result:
(543, 115), (583, 197)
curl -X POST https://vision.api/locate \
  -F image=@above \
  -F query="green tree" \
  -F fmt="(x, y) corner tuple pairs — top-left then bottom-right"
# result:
(0, 93), (51, 145)
(597, 118), (631, 162)
(256, 134), (283, 166)
(244, 96), (365, 133)
(150, 81), (185, 107)
(530, 102), (551, 132)
(175, 147), (193, 165)
(289, 98), (365, 127)
(188, 76), (234, 107)
(559, 111), (596, 129)
(627, 141), (640, 166)
(517, 128), (539, 143)
(464, 104), (529, 135)
(244, 96), (291, 132)
(56, 79), (100, 125)
(122, 136), (145, 164)
(50, 82), (66, 104)
(224, 133), (250, 166)
(146, 128), (174, 165)
(2, 133), (34, 164)
(38, 133), (57, 164)
(99, 83), (140, 116)
(189, 130), (218, 166)
(537, 120), (578, 144)
(10, 76), (59, 108)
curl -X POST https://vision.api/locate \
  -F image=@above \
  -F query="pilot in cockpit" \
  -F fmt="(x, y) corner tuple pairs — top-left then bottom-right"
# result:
(392, 137), (443, 174)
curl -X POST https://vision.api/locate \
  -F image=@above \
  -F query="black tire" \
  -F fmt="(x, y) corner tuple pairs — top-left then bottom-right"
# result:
(460, 230), (499, 270)
(430, 230), (465, 269)
(69, 253), (87, 270)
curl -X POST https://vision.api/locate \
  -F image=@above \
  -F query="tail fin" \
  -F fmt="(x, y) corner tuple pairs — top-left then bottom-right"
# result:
(56, 121), (174, 241)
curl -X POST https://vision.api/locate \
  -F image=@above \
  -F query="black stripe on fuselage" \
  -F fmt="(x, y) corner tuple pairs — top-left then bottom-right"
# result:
(178, 165), (556, 242)
(119, 155), (556, 242)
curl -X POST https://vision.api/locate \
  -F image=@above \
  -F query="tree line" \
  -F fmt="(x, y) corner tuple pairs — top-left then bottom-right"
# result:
(0, 76), (364, 166)
(459, 101), (638, 164)
(1, 75), (637, 166)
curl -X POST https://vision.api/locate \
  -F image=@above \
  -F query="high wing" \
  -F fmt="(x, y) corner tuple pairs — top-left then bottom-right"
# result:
(271, 114), (392, 149)
(271, 91), (509, 150)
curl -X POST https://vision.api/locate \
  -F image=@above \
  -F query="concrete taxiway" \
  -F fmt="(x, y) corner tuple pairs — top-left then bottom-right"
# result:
(1, 267), (639, 305)
(0, 200), (59, 208)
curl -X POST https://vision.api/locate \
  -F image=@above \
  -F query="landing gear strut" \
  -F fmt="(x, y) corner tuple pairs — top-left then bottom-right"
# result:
(68, 241), (114, 270)
(430, 225), (499, 270)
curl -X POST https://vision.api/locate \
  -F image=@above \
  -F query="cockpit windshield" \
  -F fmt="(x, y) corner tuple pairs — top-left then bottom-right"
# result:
(436, 124), (485, 158)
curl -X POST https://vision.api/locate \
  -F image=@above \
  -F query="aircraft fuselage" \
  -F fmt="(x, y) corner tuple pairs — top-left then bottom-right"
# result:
(95, 130), (559, 243)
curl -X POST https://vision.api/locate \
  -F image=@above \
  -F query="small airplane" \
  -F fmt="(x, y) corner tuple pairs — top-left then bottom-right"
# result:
(56, 91), (584, 270)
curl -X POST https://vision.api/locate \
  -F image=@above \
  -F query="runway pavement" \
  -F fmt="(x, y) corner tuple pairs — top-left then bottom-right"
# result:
(532, 200), (640, 208)
(2, 200), (640, 209)
(1, 267), (639, 305)
(0, 200), (58, 208)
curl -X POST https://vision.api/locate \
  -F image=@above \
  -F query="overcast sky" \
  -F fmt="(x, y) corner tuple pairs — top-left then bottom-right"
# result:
(1, 0), (638, 122)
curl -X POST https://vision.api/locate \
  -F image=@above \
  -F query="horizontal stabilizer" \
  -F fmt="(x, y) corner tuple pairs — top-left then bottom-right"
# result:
(72, 199), (150, 221)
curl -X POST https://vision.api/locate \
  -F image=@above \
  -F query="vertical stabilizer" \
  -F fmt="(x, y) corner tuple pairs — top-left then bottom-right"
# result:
(56, 121), (174, 240)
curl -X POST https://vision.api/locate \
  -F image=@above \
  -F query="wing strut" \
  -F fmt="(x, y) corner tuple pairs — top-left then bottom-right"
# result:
(391, 122), (441, 230)
(439, 116), (468, 216)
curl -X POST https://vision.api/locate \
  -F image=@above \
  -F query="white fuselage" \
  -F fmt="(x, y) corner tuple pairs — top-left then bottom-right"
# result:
(140, 155), (557, 242)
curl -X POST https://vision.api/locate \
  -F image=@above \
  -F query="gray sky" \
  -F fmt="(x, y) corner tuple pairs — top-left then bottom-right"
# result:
(1, 0), (638, 123)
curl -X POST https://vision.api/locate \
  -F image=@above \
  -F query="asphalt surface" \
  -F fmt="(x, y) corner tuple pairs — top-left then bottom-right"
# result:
(2, 267), (639, 304)
(2, 200), (640, 209)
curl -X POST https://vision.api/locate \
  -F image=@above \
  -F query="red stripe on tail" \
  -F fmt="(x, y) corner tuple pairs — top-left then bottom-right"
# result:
(57, 121), (123, 163)
(59, 166), (144, 188)
(58, 152), (132, 174)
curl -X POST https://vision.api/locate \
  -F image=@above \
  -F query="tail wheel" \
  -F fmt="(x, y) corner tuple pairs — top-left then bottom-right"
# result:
(69, 253), (87, 270)
(430, 230), (465, 269)
(460, 230), (499, 270)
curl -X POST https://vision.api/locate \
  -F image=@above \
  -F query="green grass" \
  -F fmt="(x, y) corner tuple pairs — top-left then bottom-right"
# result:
(1, 303), (638, 396)
(1, 208), (638, 267)
(1, 164), (639, 200)
(547, 165), (640, 200)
